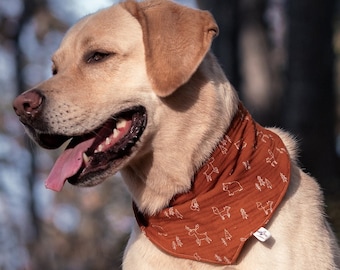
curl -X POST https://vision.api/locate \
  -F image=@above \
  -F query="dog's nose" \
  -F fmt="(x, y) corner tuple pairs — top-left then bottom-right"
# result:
(13, 89), (44, 121)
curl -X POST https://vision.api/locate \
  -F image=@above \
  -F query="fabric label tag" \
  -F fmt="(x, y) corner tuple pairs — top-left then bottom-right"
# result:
(253, 227), (271, 242)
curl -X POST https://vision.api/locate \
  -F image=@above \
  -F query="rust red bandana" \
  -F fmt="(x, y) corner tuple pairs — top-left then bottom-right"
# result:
(133, 103), (291, 265)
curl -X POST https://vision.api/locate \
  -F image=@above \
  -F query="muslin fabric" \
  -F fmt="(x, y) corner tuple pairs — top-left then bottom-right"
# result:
(134, 104), (291, 265)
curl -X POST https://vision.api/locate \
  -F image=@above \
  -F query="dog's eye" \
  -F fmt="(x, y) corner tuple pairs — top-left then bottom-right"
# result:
(86, 52), (110, 63)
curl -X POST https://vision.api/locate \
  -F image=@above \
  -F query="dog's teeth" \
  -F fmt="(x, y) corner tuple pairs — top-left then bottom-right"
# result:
(112, 128), (120, 138)
(97, 144), (103, 152)
(105, 137), (111, 145)
(116, 119), (127, 129)
(83, 153), (90, 165)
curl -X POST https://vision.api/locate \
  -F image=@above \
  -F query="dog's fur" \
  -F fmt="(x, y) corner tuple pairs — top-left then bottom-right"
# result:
(13, 0), (340, 269)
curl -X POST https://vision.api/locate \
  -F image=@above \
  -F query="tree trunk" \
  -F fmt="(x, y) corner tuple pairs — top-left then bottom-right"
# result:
(283, 0), (339, 192)
(13, 0), (46, 240)
(197, 0), (241, 90)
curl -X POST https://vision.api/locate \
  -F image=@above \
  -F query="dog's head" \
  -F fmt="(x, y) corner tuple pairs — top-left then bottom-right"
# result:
(12, 0), (218, 192)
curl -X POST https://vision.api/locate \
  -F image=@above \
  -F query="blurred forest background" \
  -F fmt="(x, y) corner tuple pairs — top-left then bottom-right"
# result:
(0, 0), (340, 269)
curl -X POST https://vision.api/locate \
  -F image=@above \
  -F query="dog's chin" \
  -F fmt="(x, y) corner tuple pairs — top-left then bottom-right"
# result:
(34, 106), (147, 191)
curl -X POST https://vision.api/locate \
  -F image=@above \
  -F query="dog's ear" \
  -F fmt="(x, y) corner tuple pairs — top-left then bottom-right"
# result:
(121, 0), (218, 97)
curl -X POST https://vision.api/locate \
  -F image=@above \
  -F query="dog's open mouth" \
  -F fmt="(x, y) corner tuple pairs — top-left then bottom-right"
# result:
(44, 106), (147, 192)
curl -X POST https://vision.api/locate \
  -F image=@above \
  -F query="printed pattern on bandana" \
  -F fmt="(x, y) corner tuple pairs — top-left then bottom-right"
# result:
(133, 104), (291, 265)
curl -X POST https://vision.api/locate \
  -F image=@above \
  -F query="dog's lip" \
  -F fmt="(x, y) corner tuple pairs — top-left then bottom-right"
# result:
(44, 106), (147, 192)
(38, 133), (70, 149)
(22, 125), (70, 149)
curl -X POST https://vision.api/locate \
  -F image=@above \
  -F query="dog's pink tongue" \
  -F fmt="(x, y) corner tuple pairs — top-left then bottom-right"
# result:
(45, 138), (95, 192)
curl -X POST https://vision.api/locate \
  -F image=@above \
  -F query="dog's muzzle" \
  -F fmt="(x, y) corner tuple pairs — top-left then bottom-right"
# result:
(13, 89), (147, 191)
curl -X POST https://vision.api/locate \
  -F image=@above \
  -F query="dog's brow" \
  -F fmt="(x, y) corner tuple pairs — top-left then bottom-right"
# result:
(51, 53), (61, 65)
(82, 37), (94, 48)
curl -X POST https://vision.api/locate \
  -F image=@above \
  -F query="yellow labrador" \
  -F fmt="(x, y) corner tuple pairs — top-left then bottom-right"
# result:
(13, 0), (340, 269)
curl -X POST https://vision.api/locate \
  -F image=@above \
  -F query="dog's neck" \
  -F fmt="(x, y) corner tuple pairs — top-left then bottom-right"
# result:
(121, 53), (239, 215)
(133, 104), (291, 265)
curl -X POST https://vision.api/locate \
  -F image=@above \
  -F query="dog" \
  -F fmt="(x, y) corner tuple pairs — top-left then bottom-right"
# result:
(12, 0), (340, 269)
